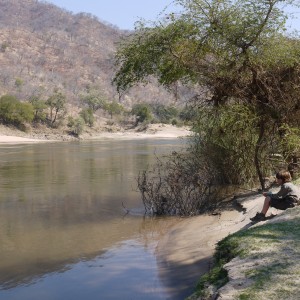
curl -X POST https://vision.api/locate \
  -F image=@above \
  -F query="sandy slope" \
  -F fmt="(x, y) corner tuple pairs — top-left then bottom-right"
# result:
(155, 192), (283, 299)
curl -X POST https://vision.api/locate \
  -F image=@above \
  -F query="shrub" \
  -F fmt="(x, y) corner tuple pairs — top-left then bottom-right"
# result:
(0, 95), (34, 127)
(150, 103), (178, 124)
(131, 103), (152, 124)
(68, 117), (84, 136)
(138, 149), (221, 216)
(79, 108), (94, 127)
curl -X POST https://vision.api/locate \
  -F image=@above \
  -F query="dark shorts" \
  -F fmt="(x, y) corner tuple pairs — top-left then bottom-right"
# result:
(270, 197), (296, 210)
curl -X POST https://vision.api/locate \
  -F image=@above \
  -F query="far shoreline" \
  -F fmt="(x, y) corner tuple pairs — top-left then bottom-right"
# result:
(0, 124), (192, 144)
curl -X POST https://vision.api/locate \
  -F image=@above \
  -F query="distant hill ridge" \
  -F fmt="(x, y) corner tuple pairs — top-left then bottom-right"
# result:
(0, 0), (172, 107)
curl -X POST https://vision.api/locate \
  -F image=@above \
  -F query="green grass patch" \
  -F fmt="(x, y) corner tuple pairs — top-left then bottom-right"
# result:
(194, 232), (246, 297)
(192, 208), (300, 299)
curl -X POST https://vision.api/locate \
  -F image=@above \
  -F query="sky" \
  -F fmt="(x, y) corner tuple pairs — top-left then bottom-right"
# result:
(46, 0), (299, 32)
(46, 0), (182, 30)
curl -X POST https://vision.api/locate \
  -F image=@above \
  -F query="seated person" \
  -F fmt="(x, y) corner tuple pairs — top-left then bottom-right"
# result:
(250, 170), (300, 222)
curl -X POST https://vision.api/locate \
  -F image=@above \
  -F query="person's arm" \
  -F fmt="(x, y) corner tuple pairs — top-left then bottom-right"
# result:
(269, 184), (289, 200)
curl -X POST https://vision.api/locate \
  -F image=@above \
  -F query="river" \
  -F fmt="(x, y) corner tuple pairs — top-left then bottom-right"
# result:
(0, 138), (194, 300)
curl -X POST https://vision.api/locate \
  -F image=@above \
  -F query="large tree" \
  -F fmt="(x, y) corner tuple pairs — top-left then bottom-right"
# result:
(114, 0), (300, 189)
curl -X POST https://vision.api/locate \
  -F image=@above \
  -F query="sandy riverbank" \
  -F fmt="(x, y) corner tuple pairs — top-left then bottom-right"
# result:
(0, 135), (52, 143)
(0, 124), (192, 143)
(155, 192), (282, 299)
(1, 124), (294, 298)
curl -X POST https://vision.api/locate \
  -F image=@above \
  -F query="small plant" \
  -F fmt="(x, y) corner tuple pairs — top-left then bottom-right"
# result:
(68, 117), (84, 136)
(1, 42), (9, 52)
(15, 78), (24, 91)
(79, 108), (94, 127)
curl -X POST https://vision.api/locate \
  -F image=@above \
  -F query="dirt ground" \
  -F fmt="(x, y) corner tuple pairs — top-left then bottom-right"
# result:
(155, 192), (284, 299)
(0, 123), (191, 143)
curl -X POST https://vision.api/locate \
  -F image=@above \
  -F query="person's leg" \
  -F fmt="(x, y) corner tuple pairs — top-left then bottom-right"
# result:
(261, 196), (271, 215)
(250, 196), (270, 221)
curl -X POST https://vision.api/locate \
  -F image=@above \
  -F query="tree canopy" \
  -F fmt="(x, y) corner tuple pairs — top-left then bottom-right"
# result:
(114, 0), (300, 189)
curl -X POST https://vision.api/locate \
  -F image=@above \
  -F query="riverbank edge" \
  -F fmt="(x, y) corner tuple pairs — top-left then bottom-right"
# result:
(185, 195), (300, 300)
(3, 123), (298, 299)
(0, 123), (192, 143)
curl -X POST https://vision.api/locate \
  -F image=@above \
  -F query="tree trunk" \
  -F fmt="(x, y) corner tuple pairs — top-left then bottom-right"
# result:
(254, 119), (265, 190)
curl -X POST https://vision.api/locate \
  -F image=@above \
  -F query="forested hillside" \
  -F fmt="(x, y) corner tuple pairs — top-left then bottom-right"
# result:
(0, 0), (173, 107)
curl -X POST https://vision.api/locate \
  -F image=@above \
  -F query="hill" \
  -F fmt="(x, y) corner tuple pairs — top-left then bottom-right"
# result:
(0, 0), (174, 107)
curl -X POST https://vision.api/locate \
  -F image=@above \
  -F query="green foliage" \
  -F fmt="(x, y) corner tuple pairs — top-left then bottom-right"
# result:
(15, 78), (23, 89)
(80, 88), (107, 112)
(113, 0), (300, 189)
(14, 102), (34, 125)
(150, 103), (178, 124)
(131, 103), (153, 124)
(0, 94), (34, 127)
(196, 265), (228, 298)
(67, 116), (75, 128)
(193, 103), (263, 185)
(171, 118), (178, 126)
(104, 101), (124, 119)
(113, 18), (196, 92)
(179, 105), (198, 123)
(195, 232), (243, 297)
(46, 90), (67, 127)
(73, 117), (85, 136)
(79, 108), (95, 127)
(276, 124), (300, 161)
(114, 0), (293, 92)
(29, 96), (47, 123)
(67, 116), (84, 136)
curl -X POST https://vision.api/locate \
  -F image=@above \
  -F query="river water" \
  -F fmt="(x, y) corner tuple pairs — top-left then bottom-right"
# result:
(0, 138), (193, 300)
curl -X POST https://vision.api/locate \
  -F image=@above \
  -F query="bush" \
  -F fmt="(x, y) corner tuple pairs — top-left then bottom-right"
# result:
(0, 95), (34, 127)
(179, 105), (198, 123)
(67, 116), (76, 128)
(67, 117), (84, 136)
(73, 118), (85, 136)
(131, 103), (152, 124)
(150, 103), (178, 124)
(79, 108), (94, 127)
(104, 101), (124, 119)
(138, 148), (221, 216)
(171, 118), (178, 126)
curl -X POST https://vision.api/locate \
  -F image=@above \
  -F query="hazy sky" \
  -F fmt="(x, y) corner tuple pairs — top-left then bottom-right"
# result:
(46, 0), (181, 30)
(46, 0), (299, 32)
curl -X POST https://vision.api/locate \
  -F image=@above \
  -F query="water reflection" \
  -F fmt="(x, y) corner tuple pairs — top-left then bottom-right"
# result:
(0, 139), (186, 299)
(1, 239), (168, 300)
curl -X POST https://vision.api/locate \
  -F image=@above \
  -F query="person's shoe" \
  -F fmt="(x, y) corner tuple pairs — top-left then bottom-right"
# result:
(250, 212), (266, 222)
(265, 213), (277, 220)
